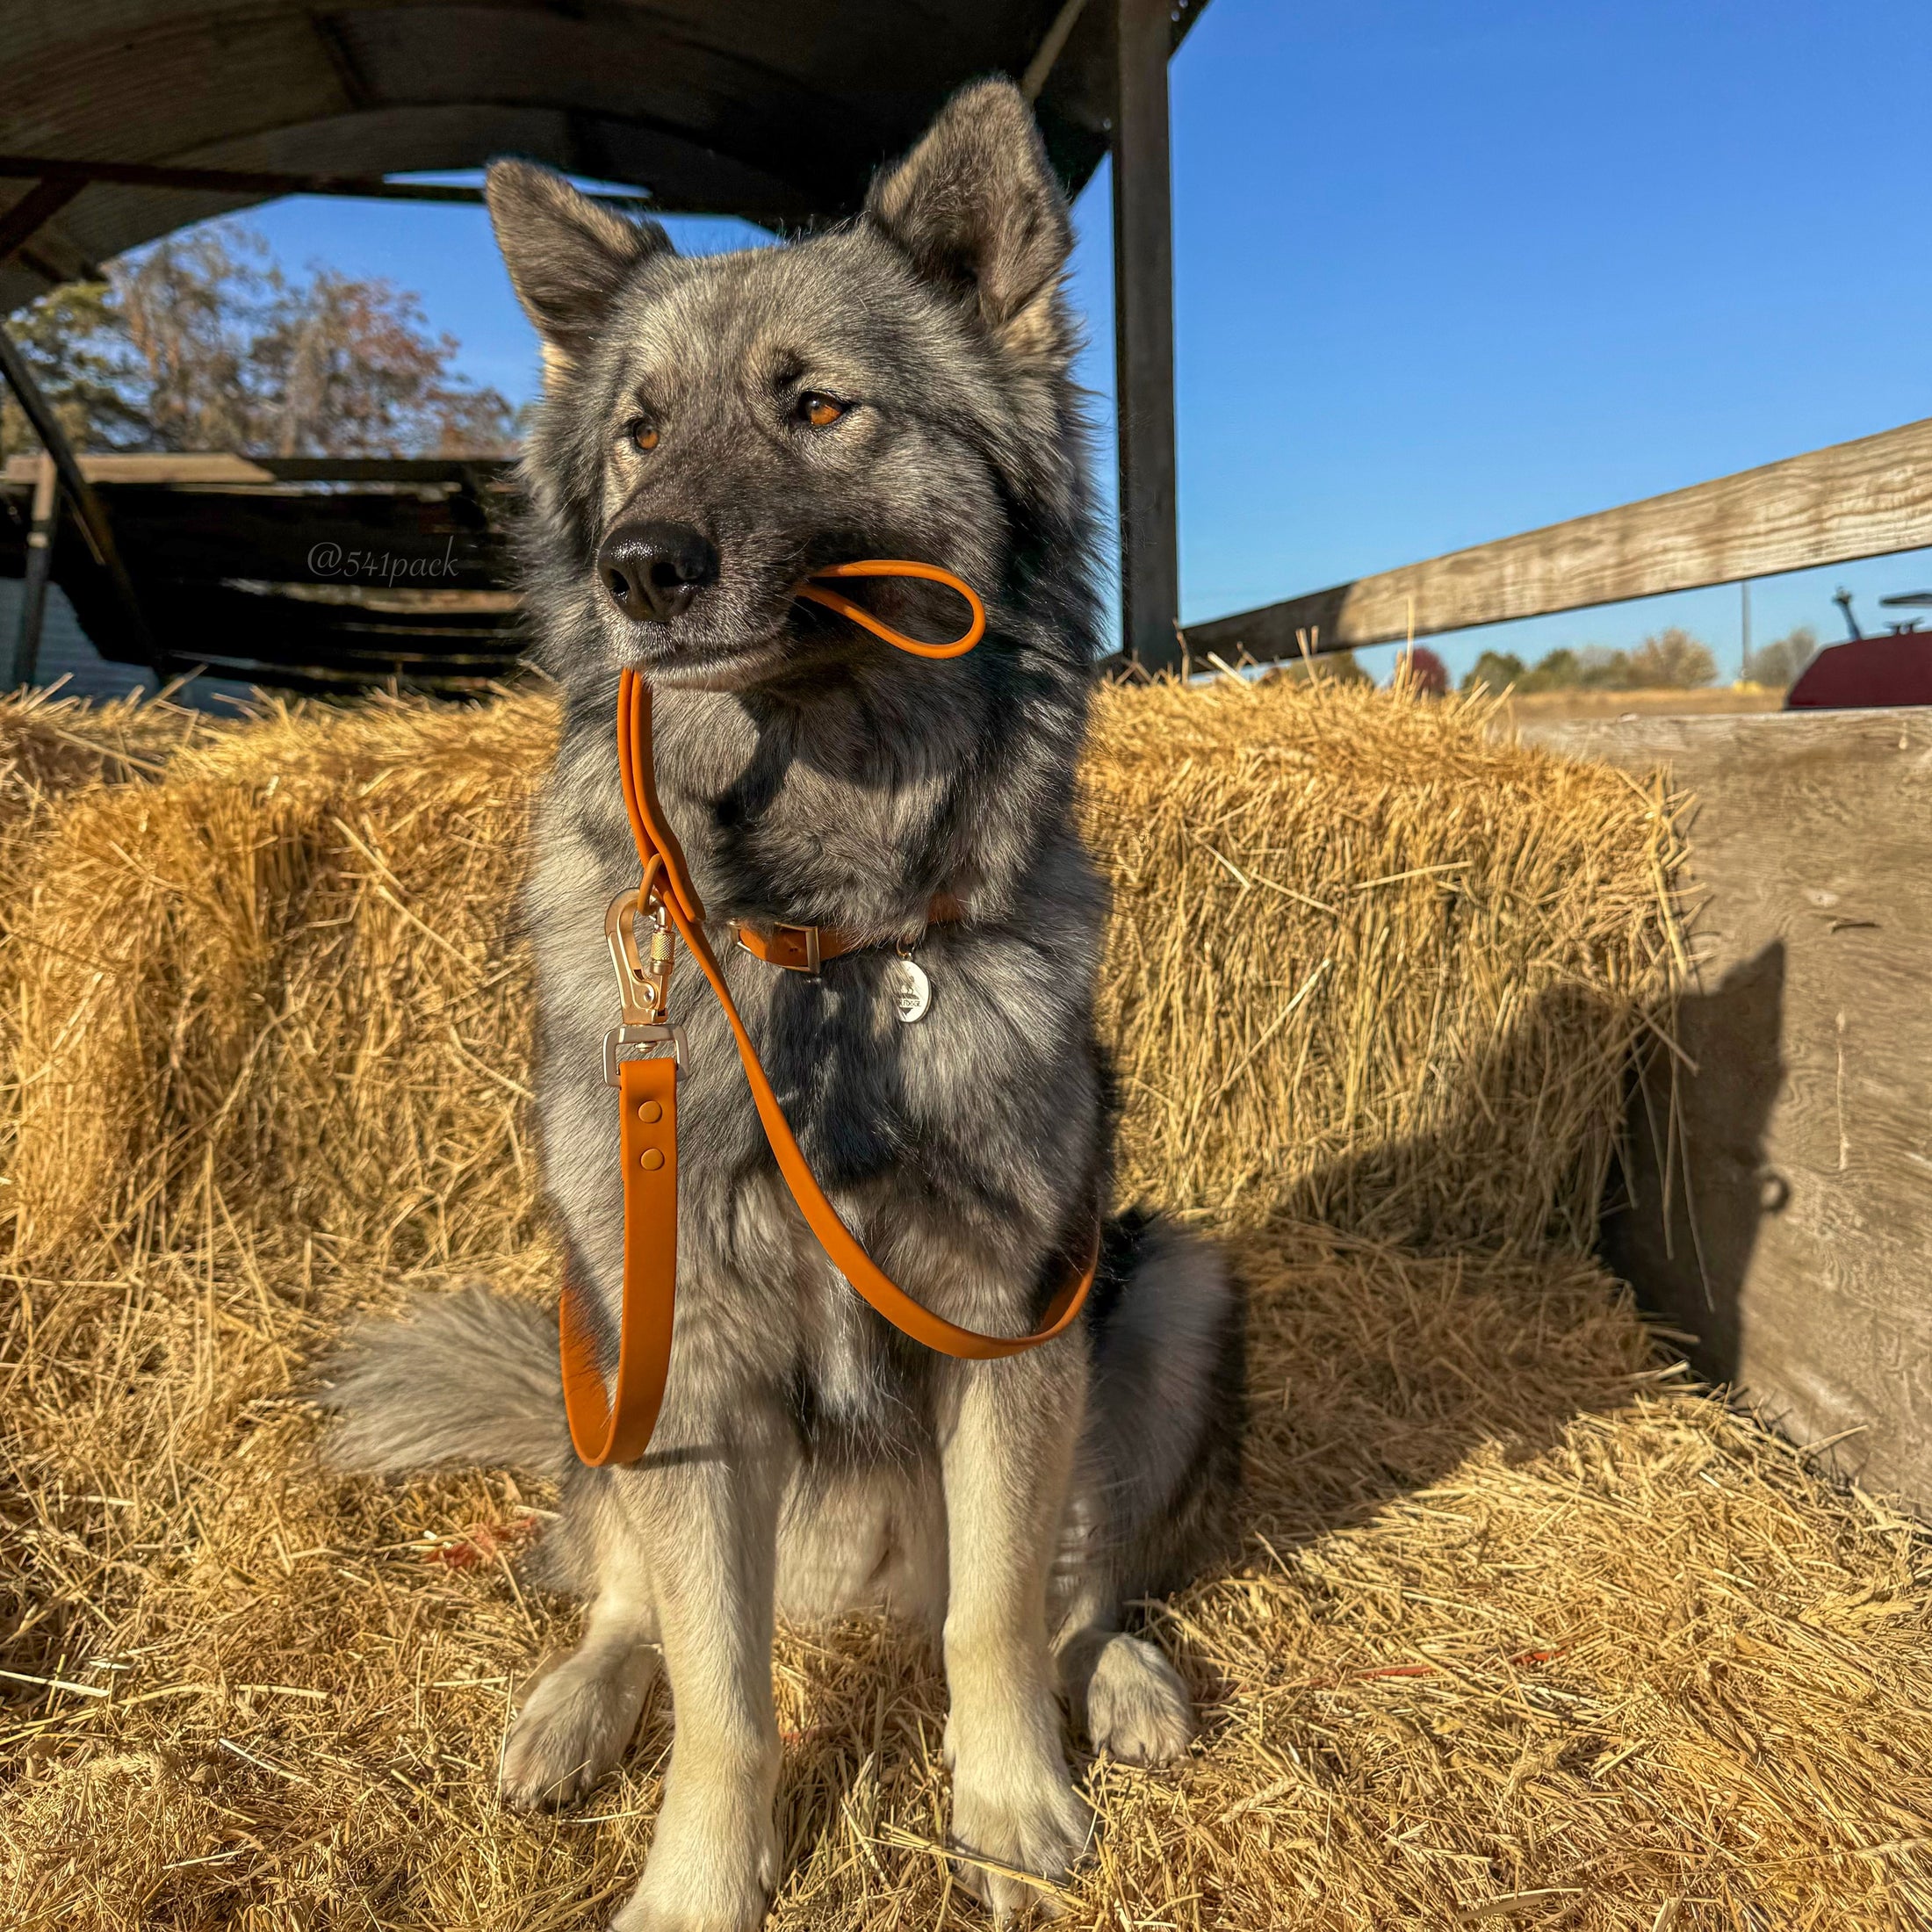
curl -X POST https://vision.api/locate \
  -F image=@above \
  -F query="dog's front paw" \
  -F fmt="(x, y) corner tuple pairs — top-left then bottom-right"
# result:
(499, 1644), (659, 1811)
(949, 1755), (1091, 1921)
(1083, 1634), (1195, 1767)
(608, 1812), (778, 1932)
(609, 1886), (768, 1932)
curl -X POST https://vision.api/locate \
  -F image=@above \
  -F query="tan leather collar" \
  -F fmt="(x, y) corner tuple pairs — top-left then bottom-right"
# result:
(727, 892), (965, 976)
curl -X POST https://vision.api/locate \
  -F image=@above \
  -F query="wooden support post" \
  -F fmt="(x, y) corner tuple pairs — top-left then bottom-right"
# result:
(1112, 0), (1181, 674)
(9, 454), (58, 688)
(0, 322), (155, 667)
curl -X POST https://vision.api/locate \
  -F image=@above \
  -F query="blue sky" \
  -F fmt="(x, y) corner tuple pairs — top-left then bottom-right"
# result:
(234, 0), (1932, 681)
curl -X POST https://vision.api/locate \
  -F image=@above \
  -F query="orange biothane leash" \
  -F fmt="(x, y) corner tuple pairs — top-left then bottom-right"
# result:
(792, 558), (987, 659)
(559, 562), (1099, 1467)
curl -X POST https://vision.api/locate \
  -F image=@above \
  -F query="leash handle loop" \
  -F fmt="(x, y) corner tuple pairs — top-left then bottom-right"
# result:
(794, 559), (986, 659)
(560, 1050), (679, 1467)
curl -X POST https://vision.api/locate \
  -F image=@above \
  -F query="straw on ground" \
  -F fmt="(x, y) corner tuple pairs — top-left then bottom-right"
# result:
(1, 676), (1927, 1930)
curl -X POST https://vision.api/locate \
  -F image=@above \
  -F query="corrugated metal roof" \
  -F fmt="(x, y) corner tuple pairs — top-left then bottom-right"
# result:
(2, 0), (1207, 308)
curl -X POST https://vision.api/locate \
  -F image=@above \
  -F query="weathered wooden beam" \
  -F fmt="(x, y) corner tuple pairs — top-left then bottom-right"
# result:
(1186, 415), (1932, 663)
(80, 486), (512, 589)
(0, 178), (85, 264)
(0, 324), (155, 669)
(1518, 707), (1932, 1516)
(3, 453), (278, 486)
(7, 455), (58, 688)
(2, 452), (517, 488)
(256, 456), (515, 487)
(64, 573), (523, 680)
(0, 153), (656, 214)
(1112, 0), (1181, 673)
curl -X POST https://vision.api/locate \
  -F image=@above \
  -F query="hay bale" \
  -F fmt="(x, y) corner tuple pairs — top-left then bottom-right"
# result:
(3, 679), (1928, 1931)
(4, 679), (1681, 1268)
(1087, 678), (1685, 1250)
(4, 1229), (1928, 1928)
(6, 695), (551, 1264)
(0, 686), (207, 824)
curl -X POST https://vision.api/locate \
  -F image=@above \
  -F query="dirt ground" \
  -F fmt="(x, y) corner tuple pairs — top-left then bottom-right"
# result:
(1500, 685), (1786, 724)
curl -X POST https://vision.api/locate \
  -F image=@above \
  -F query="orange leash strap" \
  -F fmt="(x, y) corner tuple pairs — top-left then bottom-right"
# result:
(792, 559), (987, 659)
(559, 565), (1096, 1468)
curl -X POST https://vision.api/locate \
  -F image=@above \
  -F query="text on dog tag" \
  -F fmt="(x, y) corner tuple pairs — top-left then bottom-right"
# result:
(893, 957), (932, 1024)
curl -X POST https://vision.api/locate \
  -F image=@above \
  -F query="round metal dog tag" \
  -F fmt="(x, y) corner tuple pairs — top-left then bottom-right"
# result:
(893, 956), (932, 1024)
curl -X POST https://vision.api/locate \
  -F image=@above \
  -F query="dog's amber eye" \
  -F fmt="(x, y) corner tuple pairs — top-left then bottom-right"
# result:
(626, 418), (660, 452)
(797, 393), (846, 429)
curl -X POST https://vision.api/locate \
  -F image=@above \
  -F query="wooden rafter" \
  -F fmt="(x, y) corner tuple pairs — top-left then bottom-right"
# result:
(0, 325), (155, 669)
(0, 178), (86, 265)
(0, 153), (655, 213)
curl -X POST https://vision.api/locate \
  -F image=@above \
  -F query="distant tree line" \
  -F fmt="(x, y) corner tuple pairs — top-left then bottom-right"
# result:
(1461, 623), (1818, 696)
(0, 222), (521, 463)
(1741, 626), (1818, 688)
(1268, 648), (1373, 686)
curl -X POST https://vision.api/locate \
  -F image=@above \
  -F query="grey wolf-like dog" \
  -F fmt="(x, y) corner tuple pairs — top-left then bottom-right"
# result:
(324, 79), (1243, 1931)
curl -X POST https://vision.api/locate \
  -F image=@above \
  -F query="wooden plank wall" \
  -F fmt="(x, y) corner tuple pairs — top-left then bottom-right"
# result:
(1189, 415), (1932, 663)
(1, 452), (525, 691)
(1517, 707), (1932, 1516)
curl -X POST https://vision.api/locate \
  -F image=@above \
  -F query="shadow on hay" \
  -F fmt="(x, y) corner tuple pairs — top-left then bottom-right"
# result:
(1188, 959), (1777, 1611)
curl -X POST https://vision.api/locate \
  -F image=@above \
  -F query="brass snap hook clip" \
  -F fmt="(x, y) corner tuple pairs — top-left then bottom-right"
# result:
(606, 886), (676, 1023)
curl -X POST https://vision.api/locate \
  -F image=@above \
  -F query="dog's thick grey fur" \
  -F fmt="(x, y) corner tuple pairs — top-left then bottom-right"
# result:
(321, 79), (1243, 1931)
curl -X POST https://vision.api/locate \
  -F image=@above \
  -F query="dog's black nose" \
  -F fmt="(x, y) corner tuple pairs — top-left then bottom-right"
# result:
(597, 521), (719, 623)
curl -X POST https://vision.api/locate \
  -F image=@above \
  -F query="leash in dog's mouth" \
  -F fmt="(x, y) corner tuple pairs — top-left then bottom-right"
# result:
(732, 565), (980, 1006)
(792, 558), (986, 659)
(559, 559), (1098, 1467)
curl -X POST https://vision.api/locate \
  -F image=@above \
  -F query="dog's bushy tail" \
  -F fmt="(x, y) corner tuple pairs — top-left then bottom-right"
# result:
(1080, 1210), (1245, 1598)
(318, 1286), (572, 1481)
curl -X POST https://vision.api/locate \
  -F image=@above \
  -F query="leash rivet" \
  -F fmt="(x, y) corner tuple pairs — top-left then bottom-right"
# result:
(638, 1100), (662, 1123)
(639, 1148), (665, 1171)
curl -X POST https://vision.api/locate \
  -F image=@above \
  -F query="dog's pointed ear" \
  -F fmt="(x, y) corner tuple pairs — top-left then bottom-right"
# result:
(865, 79), (1075, 369)
(486, 160), (672, 369)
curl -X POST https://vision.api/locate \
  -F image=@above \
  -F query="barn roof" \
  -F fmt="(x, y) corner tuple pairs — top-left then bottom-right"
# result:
(1, 0), (1207, 312)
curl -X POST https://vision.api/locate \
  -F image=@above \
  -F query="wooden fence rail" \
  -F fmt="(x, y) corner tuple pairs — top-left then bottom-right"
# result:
(1180, 415), (1932, 666)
